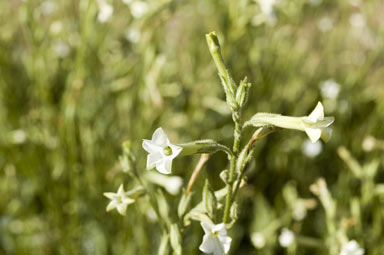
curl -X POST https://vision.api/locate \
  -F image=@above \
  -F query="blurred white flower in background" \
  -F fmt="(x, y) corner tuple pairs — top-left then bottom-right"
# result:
(145, 172), (183, 195)
(50, 21), (63, 35)
(103, 184), (135, 216)
(349, 13), (366, 28)
(125, 27), (141, 43)
(199, 222), (232, 255)
(10, 129), (27, 144)
(292, 200), (308, 221)
(97, 1), (114, 23)
(302, 139), (323, 158)
(251, 232), (266, 249)
(279, 228), (295, 247)
(320, 80), (340, 99)
(53, 41), (70, 58)
(318, 17), (333, 32)
(130, 1), (149, 19)
(362, 136), (376, 152)
(40, 1), (57, 16)
(340, 240), (364, 255)
(256, 0), (277, 26)
(142, 127), (182, 174)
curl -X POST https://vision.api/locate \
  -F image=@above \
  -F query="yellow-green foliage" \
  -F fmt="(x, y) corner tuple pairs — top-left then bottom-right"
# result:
(0, 0), (383, 254)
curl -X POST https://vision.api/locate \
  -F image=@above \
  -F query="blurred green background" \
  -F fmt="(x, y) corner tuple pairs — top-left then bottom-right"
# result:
(1, 0), (384, 254)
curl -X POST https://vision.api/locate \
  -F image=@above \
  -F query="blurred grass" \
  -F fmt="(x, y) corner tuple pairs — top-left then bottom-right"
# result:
(0, 0), (384, 254)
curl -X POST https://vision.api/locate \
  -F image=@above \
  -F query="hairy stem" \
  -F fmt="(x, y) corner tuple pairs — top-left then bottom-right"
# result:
(223, 116), (242, 224)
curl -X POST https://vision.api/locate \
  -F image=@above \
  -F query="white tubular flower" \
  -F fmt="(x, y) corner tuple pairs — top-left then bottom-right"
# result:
(145, 172), (183, 195)
(103, 184), (134, 216)
(199, 222), (232, 255)
(340, 240), (364, 255)
(246, 102), (334, 143)
(142, 127), (182, 174)
(279, 228), (295, 247)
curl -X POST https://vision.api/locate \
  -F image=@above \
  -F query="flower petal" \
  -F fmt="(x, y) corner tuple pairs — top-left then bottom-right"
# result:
(147, 152), (163, 170)
(212, 223), (226, 235)
(116, 203), (128, 215)
(305, 128), (322, 143)
(201, 222), (213, 234)
(117, 184), (125, 195)
(320, 127), (332, 142)
(106, 200), (117, 212)
(103, 192), (116, 200)
(152, 127), (169, 146)
(169, 143), (183, 158)
(155, 159), (172, 174)
(219, 236), (232, 253)
(199, 234), (215, 253)
(142, 139), (162, 154)
(307, 102), (324, 122)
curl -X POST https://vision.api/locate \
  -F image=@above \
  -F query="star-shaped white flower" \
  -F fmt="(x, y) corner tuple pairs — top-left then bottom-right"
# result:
(302, 102), (334, 143)
(103, 184), (135, 216)
(340, 240), (364, 255)
(199, 222), (232, 255)
(142, 127), (182, 174)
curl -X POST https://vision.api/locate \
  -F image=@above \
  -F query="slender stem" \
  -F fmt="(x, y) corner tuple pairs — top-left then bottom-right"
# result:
(186, 154), (210, 195)
(232, 127), (278, 198)
(223, 115), (242, 224)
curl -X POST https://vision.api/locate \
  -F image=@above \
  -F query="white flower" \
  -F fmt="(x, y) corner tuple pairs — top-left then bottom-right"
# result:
(247, 102), (334, 143)
(362, 136), (376, 152)
(302, 139), (323, 158)
(320, 79), (340, 99)
(350, 13), (366, 28)
(53, 41), (70, 58)
(125, 27), (141, 43)
(130, 1), (149, 19)
(103, 184), (135, 216)
(97, 3), (114, 23)
(279, 228), (295, 247)
(340, 240), (364, 255)
(257, 0), (277, 26)
(303, 102), (334, 143)
(142, 127), (182, 174)
(318, 17), (333, 32)
(10, 129), (27, 144)
(40, 1), (57, 16)
(50, 21), (63, 35)
(251, 232), (266, 249)
(146, 172), (183, 195)
(292, 200), (307, 221)
(199, 222), (232, 255)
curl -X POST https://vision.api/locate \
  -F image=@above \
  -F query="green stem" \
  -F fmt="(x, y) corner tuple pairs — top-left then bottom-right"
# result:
(223, 118), (242, 224)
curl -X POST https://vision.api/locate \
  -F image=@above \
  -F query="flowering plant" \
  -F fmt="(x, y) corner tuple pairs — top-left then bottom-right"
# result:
(104, 31), (335, 255)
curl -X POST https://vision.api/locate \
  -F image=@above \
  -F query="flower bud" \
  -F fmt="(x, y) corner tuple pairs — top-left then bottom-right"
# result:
(236, 77), (252, 108)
